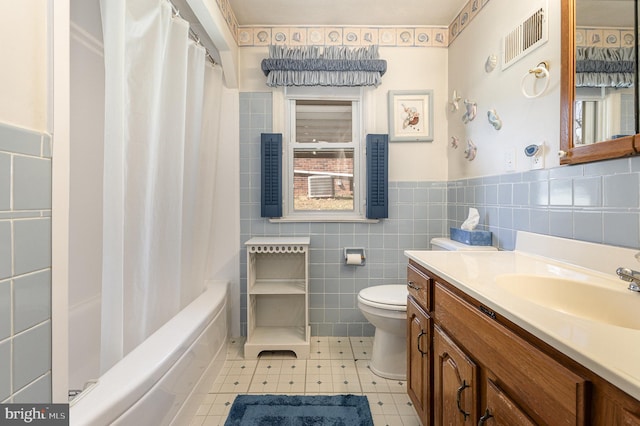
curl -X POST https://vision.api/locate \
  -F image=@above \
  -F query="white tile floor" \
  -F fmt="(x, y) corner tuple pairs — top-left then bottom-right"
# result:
(189, 336), (420, 426)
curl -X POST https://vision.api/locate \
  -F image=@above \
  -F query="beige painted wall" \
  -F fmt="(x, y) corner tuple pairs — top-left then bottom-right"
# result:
(238, 45), (450, 182)
(0, 1), (49, 132)
(447, 0), (562, 179)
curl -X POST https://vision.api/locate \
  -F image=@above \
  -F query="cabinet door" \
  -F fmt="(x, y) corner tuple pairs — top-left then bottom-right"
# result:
(622, 409), (640, 425)
(407, 297), (431, 425)
(478, 379), (536, 426)
(434, 325), (478, 425)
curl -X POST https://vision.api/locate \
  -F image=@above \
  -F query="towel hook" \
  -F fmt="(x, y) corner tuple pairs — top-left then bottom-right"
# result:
(521, 61), (550, 99)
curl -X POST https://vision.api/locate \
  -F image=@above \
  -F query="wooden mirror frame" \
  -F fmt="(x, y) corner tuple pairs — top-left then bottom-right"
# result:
(560, 0), (639, 165)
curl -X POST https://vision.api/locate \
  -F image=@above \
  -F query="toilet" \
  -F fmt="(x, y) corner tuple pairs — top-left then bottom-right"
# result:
(357, 284), (408, 380)
(358, 238), (497, 381)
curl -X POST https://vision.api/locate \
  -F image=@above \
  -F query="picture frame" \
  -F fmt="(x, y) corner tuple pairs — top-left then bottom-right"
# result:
(388, 90), (434, 142)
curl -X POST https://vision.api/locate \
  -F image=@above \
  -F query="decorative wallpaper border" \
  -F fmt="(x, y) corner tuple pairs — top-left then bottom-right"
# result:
(448, 0), (491, 45)
(237, 26), (449, 48)
(576, 27), (634, 48)
(219, 0), (490, 48)
(214, 0), (239, 42)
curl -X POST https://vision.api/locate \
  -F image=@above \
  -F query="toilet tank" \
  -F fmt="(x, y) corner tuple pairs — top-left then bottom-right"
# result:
(430, 237), (497, 251)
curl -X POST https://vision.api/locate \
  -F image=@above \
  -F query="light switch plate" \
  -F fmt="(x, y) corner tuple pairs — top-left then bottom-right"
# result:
(504, 148), (516, 172)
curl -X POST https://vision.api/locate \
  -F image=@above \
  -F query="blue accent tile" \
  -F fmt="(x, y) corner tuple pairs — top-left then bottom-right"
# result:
(0, 222), (10, 280)
(603, 173), (639, 208)
(13, 156), (52, 210)
(513, 208), (530, 232)
(550, 164), (583, 178)
(549, 210), (573, 239)
(604, 212), (640, 248)
(13, 374), (51, 403)
(498, 183), (512, 205)
(499, 173), (521, 183)
(13, 322), (51, 391)
(497, 228), (515, 250)
(0, 281), (9, 340)
(14, 270), (51, 333)
(573, 211), (603, 244)
(0, 124), (42, 156)
(573, 176), (602, 207)
(14, 218), (51, 275)
(549, 179), (573, 206)
(474, 185), (485, 205)
(512, 182), (529, 206)
(530, 181), (549, 205)
(0, 153), (9, 210)
(0, 340), (9, 400)
(485, 184), (498, 205)
(530, 209), (550, 235)
(584, 157), (629, 176)
(498, 207), (513, 229)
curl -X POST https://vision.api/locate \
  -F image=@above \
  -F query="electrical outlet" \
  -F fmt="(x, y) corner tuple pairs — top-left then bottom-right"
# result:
(504, 148), (516, 172)
(531, 154), (544, 170)
(530, 144), (545, 170)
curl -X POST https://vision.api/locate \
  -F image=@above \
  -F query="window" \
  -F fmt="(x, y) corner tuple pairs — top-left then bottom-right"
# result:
(285, 90), (363, 220)
(260, 88), (387, 222)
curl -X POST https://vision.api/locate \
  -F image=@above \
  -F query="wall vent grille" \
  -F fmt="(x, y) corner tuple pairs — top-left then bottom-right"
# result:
(502, 7), (548, 69)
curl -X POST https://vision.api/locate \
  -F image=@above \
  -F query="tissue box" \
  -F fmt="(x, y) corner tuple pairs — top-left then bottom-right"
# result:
(450, 227), (492, 246)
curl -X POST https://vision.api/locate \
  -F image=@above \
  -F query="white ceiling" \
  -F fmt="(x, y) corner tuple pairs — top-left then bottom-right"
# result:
(227, 0), (470, 26)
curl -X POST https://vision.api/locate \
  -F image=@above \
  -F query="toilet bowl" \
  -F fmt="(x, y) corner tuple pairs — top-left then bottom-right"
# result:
(357, 284), (408, 380)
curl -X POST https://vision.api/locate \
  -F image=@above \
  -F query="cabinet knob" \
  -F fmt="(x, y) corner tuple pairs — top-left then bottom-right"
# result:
(417, 330), (427, 356)
(478, 408), (493, 425)
(456, 380), (471, 420)
(407, 281), (421, 290)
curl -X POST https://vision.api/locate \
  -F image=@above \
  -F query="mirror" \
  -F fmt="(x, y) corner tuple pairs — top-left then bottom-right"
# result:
(560, 0), (638, 164)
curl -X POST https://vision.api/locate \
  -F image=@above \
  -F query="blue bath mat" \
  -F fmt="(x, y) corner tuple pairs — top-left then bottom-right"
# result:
(224, 394), (373, 425)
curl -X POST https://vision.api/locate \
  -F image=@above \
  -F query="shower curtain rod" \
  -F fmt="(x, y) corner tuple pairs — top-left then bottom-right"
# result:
(168, 0), (218, 66)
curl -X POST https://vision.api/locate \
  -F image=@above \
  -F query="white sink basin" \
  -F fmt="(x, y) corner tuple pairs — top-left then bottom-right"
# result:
(495, 274), (640, 330)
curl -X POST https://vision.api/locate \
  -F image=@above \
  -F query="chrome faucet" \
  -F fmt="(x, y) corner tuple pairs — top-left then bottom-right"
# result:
(616, 267), (640, 292)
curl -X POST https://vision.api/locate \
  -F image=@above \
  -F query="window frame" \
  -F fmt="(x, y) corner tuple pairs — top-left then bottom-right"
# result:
(282, 87), (367, 221)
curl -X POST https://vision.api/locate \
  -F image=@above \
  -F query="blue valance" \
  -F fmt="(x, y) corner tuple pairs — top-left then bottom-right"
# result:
(261, 45), (387, 87)
(576, 46), (635, 88)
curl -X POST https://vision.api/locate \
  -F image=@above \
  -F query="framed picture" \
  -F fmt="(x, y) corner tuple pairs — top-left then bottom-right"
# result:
(388, 90), (434, 142)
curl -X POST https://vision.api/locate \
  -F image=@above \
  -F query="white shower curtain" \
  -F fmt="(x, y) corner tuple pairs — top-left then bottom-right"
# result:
(99, 0), (223, 372)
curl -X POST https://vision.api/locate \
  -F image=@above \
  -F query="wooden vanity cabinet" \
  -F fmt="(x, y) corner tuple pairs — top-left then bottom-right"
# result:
(407, 297), (431, 424)
(433, 325), (478, 425)
(435, 282), (588, 425)
(406, 259), (640, 426)
(406, 263), (432, 425)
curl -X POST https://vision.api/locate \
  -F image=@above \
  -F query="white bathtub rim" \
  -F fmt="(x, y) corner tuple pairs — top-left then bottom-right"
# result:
(70, 279), (228, 425)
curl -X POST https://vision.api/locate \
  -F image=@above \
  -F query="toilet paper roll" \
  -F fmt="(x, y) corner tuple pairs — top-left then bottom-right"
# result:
(346, 253), (362, 265)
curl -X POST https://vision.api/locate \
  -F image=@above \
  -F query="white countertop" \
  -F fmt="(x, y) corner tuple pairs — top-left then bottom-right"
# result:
(405, 232), (640, 401)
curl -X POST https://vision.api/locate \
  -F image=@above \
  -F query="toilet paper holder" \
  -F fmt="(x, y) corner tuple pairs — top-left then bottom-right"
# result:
(344, 247), (366, 266)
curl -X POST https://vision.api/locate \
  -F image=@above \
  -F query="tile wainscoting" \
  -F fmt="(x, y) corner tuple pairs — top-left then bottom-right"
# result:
(0, 121), (52, 403)
(240, 91), (640, 336)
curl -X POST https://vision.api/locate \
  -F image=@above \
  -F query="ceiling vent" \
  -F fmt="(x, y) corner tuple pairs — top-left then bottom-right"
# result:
(308, 176), (334, 198)
(502, 6), (548, 70)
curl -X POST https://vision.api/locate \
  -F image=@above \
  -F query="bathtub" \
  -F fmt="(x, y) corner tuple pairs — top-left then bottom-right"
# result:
(70, 280), (229, 425)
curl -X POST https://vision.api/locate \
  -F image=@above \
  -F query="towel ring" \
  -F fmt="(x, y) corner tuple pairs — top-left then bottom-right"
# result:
(521, 62), (550, 99)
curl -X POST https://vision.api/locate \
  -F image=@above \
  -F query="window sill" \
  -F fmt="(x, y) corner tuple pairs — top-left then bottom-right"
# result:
(268, 216), (380, 223)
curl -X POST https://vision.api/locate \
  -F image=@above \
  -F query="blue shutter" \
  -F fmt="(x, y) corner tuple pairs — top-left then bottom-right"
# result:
(261, 133), (282, 218)
(366, 134), (388, 219)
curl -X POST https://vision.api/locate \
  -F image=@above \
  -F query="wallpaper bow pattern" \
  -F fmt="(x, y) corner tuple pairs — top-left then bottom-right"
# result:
(261, 45), (387, 87)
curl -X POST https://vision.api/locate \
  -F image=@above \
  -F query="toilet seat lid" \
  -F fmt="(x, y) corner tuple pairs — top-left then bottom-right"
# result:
(359, 285), (408, 306)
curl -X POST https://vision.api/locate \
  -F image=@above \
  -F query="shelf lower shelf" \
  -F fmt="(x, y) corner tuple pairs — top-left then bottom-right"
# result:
(244, 326), (310, 359)
(251, 279), (306, 294)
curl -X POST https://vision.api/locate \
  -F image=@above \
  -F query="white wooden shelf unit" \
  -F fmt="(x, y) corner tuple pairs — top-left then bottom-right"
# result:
(244, 237), (310, 359)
